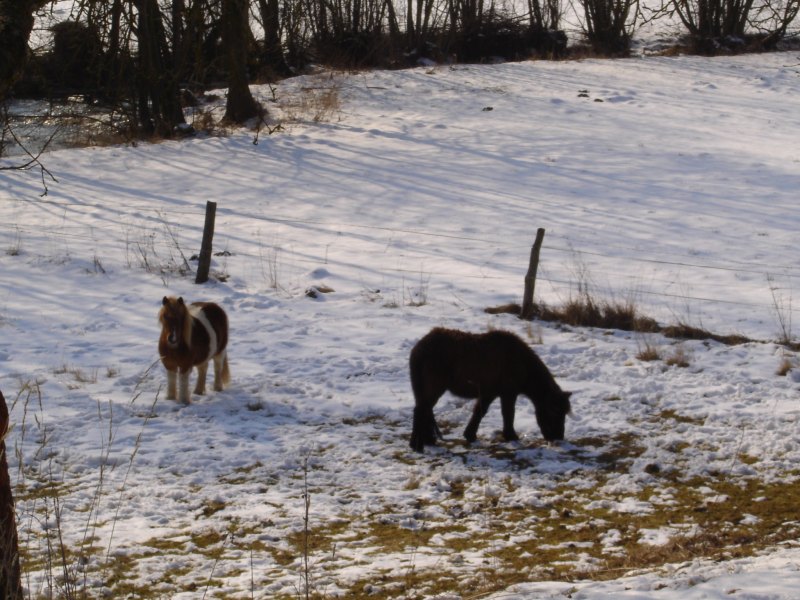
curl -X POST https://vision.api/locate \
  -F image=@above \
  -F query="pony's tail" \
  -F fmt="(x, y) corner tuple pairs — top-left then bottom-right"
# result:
(221, 352), (231, 386)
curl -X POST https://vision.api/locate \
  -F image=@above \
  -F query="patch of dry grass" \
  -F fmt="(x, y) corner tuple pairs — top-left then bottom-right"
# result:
(330, 468), (800, 599)
(485, 295), (755, 350)
(278, 75), (343, 124)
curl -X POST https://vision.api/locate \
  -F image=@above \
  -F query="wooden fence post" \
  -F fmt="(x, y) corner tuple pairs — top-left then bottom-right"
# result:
(195, 201), (217, 284)
(520, 228), (546, 320)
(1, 390), (24, 600)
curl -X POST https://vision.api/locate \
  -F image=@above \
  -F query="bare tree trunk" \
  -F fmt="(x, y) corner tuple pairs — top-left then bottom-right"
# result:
(172, 0), (187, 80)
(384, 0), (401, 48)
(258, 0), (292, 76)
(105, 0), (125, 102)
(133, 0), (187, 136)
(0, 0), (46, 103)
(222, 0), (262, 123)
(407, 0), (416, 44)
(1, 390), (23, 600)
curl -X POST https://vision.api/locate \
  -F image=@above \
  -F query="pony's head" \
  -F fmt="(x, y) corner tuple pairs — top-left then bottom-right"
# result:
(533, 390), (573, 442)
(159, 296), (191, 348)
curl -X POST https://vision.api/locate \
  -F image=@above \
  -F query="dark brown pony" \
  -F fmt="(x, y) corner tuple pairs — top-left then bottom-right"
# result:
(409, 327), (572, 452)
(158, 296), (230, 404)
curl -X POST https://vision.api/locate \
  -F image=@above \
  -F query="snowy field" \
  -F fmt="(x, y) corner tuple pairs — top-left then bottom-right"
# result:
(2, 51), (800, 598)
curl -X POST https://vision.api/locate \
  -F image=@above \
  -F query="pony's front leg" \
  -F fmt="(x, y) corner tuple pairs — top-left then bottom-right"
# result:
(464, 396), (494, 444)
(500, 395), (519, 442)
(194, 361), (209, 396)
(410, 405), (426, 452)
(410, 404), (438, 452)
(178, 369), (192, 404)
(166, 370), (177, 400)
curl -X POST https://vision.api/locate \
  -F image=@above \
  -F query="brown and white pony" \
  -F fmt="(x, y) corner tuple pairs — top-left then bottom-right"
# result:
(158, 296), (230, 404)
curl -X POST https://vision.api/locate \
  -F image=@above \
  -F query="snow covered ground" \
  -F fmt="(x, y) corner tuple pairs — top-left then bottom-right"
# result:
(2, 51), (800, 598)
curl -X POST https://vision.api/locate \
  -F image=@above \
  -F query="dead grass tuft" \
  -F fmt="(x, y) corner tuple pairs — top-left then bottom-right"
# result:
(664, 345), (691, 368)
(662, 323), (749, 346)
(636, 342), (661, 362)
(484, 302), (521, 315)
(776, 353), (796, 376)
(53, 364), (98, 384)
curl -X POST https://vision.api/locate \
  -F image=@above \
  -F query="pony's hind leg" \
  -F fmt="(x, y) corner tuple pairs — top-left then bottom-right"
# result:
(464, 396), (495, 444)
(212, 350), (229, 392)
(166, 370), (177, 400)
(194, 361), (209, 395)
(500, 395), (520, 441)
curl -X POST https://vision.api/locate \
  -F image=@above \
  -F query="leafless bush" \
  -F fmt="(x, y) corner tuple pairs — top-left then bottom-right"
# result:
(124, 224), (191, 283)
(659, 0), (800, 53)
(575, 0), (639, 55)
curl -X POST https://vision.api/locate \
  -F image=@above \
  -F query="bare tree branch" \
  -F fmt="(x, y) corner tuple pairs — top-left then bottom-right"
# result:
(0, 104), (59, 196)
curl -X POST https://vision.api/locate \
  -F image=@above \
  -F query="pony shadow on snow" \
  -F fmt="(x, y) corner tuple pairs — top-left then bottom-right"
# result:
(416, 424), (642, 477)
(408, 327), (573, 454)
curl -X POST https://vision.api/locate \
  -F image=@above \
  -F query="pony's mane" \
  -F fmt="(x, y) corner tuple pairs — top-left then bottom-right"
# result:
(181, 304), (194, 347)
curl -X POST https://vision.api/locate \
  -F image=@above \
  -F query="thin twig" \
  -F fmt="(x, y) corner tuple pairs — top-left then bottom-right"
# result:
(102, 387), (160, 573)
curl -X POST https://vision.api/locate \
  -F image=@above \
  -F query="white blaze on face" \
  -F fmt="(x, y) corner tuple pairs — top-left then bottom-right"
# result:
(189, 305), (218, 363)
